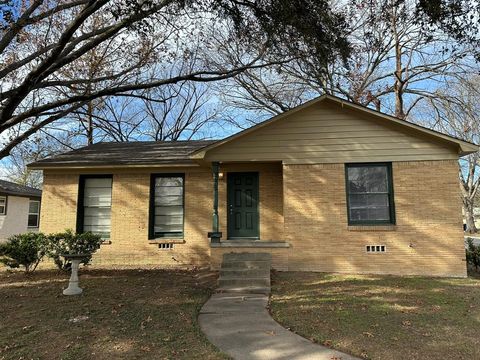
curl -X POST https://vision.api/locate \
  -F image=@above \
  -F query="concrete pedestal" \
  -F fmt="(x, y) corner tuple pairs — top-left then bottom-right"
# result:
(63, 259), (83, 296)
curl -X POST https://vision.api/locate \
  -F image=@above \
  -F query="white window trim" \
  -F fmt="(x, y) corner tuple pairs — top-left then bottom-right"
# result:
(0, 195), (7, 215)
(28, 200), (40, 228)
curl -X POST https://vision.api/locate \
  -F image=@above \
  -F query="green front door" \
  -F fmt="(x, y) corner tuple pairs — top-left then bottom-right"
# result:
(227, 172), (259, 239)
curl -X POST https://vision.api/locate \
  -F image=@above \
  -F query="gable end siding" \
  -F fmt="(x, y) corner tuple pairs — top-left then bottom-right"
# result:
(204, 102), (459, 164)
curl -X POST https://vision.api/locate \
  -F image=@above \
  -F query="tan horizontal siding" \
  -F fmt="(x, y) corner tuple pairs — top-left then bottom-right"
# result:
(226, 137), (425, 147)
(209, 151), (458, 163)
(204, 102), (458, 163)
(217, 149), (456, 158)
(216, 142), (446, 155)
(282, 153), (458, 164)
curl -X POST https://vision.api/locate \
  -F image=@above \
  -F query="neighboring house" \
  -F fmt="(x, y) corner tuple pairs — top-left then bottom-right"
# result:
(28, 95), (478, 277)
(0, 180), (41, 241)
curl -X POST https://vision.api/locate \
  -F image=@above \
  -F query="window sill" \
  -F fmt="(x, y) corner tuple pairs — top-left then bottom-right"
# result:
(347, 225), (397, 231)
(148, 239), (185, 244)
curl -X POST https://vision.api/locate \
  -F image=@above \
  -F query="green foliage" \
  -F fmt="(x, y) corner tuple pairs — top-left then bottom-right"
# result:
(213, 0), (351, 63)
(416, 0), (480, 52)
(466, 238), (480, 270)
(0, 230), (103, 273)
(0, 232), (47, 273)
(45, 230), (103, 271)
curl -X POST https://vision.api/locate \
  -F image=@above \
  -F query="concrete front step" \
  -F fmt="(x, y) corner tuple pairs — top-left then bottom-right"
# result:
(220, 260), (271, 270)
(220, 268), (270, 277)
(219, 252), (272, 294)
(223, 252), (272, 261)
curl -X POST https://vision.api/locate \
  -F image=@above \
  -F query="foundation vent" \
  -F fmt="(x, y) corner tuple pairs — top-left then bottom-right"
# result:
(159, 243), (174, 250)
(366, 245), (386, 253)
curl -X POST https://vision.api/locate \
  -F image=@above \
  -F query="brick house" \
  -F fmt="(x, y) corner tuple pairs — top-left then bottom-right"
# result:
(28, 95), (478, 277)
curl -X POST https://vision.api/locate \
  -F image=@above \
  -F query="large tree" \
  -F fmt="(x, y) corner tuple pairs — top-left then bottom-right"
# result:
(218, 0), (478, 124)
(0, 0), (352, 159)
(426, 76), (480, 233)
(70, 81), (222, 142)
(1, 131), (75, 188)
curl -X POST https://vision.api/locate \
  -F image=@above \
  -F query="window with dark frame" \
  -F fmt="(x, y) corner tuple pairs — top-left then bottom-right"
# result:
(28, 200), (40, 227)
(345, 163), (395, 225)
(150, 174), (184, 239)
(78, 176), (112, 239)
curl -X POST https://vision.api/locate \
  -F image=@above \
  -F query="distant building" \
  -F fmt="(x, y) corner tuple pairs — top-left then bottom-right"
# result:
(0, 180), (41, 241)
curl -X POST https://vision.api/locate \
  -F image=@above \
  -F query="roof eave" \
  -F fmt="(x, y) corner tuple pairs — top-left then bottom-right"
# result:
(0, 189), (41, 197)
(27, 162), (201, 170)
(459, 144), (479, 157)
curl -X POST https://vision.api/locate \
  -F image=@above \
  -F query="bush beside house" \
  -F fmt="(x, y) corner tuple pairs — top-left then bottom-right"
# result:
(0, 230), (102, 273)
(0, 233), (46, 273)
(466, 238), (480, 271)
(45, 229), (103, 271)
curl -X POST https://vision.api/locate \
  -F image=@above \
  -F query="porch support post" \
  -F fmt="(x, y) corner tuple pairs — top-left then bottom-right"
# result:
(212, 161), (219, 233)
(208, 161), (222, 243)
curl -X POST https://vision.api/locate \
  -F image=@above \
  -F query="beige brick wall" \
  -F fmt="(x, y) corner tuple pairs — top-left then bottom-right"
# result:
(41, 167), (212, 267)
(40, 163), (284, 268)
(40, 173), (79, 233)
(283, 160), (466, 277)
(40, 160), (466, 277)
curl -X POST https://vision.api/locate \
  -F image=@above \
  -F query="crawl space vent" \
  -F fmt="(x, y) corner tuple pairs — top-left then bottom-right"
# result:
(158, 243), (174, 250)
(366, 245), (386, 253)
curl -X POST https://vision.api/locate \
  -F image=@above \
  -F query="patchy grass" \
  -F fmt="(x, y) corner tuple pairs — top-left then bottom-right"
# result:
(270, 272), (480, 360)
(0, 269), (227, 360)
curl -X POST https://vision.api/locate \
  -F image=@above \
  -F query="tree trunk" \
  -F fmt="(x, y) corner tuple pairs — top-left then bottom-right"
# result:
(464, 199), (478, 234)
(391, 5), (406, 120)
(87, 101), (93, 145)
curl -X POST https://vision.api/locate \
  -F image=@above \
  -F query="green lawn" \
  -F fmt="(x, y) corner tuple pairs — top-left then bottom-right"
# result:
(0, 269), (227, 360)
(270, 271), (480, 360)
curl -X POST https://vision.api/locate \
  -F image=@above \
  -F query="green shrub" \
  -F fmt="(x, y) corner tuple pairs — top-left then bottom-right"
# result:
(0, 233), (47, 273)
(466, 238), (480, 271)
(45, 229), (103, 271)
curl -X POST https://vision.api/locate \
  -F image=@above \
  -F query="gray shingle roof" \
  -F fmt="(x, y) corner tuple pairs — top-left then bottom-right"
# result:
(0, 180), (41, 198)
(28, 140), (218, 168)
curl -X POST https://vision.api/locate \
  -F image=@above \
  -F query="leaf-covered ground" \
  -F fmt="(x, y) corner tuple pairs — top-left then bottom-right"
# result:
(0, 269), (227, 360)
(270, 272), (480, 360)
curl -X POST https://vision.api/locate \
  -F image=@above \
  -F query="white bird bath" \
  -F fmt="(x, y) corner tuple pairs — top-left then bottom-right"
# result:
(61, 254), (88, 296)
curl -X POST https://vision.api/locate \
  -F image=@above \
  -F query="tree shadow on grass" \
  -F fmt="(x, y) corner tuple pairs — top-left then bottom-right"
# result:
(270, 271), (480, 360)
(0, 269), (226, 360)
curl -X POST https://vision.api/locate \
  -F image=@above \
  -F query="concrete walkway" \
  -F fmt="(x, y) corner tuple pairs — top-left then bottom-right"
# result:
(199, 293), (360, 360)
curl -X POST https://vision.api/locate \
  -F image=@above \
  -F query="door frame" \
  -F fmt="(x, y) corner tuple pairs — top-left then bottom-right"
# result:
(227, 172), (260, 240)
